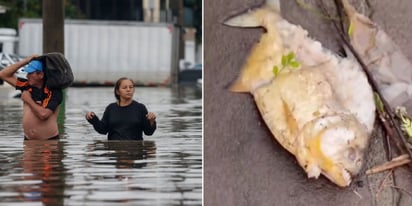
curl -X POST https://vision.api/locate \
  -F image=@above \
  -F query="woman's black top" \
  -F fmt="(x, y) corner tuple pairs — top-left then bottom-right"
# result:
(88, 100), (156, 140)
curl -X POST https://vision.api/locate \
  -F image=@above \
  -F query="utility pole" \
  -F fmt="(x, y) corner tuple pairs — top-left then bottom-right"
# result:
(43, 0), (64, 53)
(169, 0), (185, 85)
(169, 0), (185, 61)
(43, 0), (65, 135)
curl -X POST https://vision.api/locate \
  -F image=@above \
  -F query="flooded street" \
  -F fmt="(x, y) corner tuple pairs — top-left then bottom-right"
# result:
(0, 86), (202, 205)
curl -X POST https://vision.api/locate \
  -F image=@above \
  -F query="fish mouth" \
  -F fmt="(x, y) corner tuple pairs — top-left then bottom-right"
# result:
(322, 167), (352, 187)
(341, 168), (352, 185)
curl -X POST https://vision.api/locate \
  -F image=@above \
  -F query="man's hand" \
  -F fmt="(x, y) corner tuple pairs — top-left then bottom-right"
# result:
(21, 90), (52, 120)
(20, 90), (32, 103)
(24, 54), (40, 64)
(0, 53), (40, 87)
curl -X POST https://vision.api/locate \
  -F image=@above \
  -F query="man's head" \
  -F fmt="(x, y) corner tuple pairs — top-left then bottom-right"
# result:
(24, 60), (43, 73)
(23, 60), (44, 87)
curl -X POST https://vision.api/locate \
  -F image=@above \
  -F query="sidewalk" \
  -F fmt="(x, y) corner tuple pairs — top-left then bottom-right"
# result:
(204, 0), (412, 205)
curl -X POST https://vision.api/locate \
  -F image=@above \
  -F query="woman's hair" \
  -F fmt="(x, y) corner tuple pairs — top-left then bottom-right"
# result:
(114, 77), (135, 101)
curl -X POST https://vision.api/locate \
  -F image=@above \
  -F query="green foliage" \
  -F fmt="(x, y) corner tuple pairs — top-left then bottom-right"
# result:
(396, 106), (412, 143)
(374, 93), (384, 113)
(401, 117), (412, 142)
(0, 0), (84, 29)
(348, 21), (354, 36)
(65, 0), (86, 19)
(273, 51), (301, 76)
(273, 65), (280, 76)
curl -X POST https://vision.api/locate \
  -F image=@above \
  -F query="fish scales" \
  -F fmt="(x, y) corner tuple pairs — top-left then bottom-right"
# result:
(224, 0), (376, 187)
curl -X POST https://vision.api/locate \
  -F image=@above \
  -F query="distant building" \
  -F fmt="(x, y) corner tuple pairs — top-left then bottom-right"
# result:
(72, 0), (200, 65)
(73, 0), (175, 23)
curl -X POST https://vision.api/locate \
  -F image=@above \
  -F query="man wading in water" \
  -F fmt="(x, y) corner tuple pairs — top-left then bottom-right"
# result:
(0, 55), (63, 140)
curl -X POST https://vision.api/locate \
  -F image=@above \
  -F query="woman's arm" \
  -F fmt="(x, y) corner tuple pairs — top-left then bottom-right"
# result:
(86, 111), (109, 134)
(142, 107), (157, 136)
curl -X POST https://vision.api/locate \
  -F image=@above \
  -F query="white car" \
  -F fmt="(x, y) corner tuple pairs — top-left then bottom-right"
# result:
(0, 53), (26, 99)
(0, 53), (26, 85)
(0, 53), (24, 68)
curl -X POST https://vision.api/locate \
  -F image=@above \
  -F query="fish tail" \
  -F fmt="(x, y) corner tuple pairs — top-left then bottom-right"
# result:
(223, 0), (281, 28)
(229, 80), (249, 93)
(226, 0), (283, 93)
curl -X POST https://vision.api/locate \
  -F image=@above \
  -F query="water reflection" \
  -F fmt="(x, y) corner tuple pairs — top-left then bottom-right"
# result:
(19, 140), (65, 206)
(0, 140), (65, 206)
(0, 86), (202, 205)
(86, 141), (156, 170)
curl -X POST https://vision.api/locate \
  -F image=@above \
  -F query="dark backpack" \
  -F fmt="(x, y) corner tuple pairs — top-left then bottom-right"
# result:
(35, 53), (74, 89)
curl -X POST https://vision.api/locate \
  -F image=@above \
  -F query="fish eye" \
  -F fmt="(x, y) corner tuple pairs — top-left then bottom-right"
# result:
(346, 147), (357, 161)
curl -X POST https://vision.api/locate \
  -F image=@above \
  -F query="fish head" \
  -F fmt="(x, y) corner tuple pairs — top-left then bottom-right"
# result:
(297, 114), (369, 187)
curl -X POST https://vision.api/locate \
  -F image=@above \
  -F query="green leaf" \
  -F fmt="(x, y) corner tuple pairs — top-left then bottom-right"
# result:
(286, 52), (295, 62)
(289, 61), (300, 68)
(348, 21), (354, 36)
(374, 93), (384, 113)
(281, 55), (288, 67)
(273, 65), (280, 76)
(401, 117), (412, 139)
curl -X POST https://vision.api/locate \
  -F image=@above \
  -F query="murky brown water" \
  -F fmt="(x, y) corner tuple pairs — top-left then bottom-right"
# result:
(0, 86), (202, 205)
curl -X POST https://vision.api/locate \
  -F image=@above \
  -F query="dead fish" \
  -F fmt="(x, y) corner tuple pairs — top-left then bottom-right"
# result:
(342, 0), (412, 113)
(224, 0), (375, 187)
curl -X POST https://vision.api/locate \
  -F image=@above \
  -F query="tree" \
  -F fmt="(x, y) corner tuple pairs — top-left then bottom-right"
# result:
(0, 0), (84, 29)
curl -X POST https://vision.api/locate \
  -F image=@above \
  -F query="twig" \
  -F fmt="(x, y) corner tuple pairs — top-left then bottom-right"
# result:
(317, 0), (412, 166)
(366, 154), (411, 175)
(380, 117), (395, 159)
(352, 189), (363, 199)
(384, 133), (393, 160)
(375, 170), (393, 198)
(364, 0), (374, 18)
(295, 0), (339, 20)
(332, 0), (345, 33)
(389, 185), (412, 197)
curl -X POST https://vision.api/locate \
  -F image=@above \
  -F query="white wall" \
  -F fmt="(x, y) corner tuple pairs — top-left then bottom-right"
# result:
(18, 19), (176, 85)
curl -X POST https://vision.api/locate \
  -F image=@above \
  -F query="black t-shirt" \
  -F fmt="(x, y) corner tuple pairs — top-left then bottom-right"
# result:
(16, 78), (63, 112)
(88, 100), (157, 140)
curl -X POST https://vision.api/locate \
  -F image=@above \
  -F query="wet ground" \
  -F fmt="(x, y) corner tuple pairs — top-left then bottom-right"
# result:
(0, 86), (202, 205)
(204, 0), (412, 205)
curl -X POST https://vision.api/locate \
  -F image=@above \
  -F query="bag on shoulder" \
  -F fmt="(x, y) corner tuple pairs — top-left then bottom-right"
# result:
(35, 53), (74, 89)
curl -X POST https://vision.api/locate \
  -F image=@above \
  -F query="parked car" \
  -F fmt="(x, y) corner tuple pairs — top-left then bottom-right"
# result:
(0, 53), (25, 85)
(0, 53), (24, 68)
(178, 63), (202, 85)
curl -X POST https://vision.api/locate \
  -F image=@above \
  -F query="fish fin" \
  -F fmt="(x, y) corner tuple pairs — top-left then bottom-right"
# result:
(224, 0), (280, 28)
(341, 0), (356, 18)
(229, 79), (250, 93)
(282, 99), (298, 136)
(224, 9), (262, 28)
(306, 163), (321, 179)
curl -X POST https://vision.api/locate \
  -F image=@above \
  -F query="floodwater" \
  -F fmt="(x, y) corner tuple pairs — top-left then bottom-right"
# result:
(0, 86), (202, 205)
